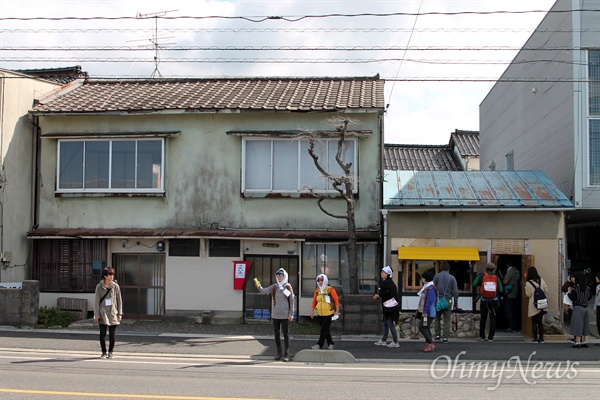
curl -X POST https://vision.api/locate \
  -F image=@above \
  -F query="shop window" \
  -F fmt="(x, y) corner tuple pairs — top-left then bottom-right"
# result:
(401, 259), (474, 292)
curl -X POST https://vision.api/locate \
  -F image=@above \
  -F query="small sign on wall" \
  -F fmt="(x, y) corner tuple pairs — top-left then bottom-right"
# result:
(233, 261), (252, 290)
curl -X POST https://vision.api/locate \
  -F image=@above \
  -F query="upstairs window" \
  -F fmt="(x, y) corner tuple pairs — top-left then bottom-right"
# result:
(589, 49), (600, 185)
(57, 139), (164, 193)
(242, 138), (357, 194)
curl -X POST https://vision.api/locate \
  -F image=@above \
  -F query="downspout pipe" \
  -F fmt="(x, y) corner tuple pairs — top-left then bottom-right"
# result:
(29, 115), (41, 230)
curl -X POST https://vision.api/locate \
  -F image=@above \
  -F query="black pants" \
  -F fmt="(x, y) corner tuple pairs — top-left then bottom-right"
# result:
(316, 315), (334, 348)
(531, 312), (544, 341)
(419, 317), (433, 344)
(479, 300), (498, 340)
(504, 297), (518, 331)
(99, 324), (117, 353)
(273, 318), (290, 352)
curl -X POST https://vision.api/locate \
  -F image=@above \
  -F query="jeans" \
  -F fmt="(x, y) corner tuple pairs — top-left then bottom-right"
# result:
(273, 318), (290, 352)
(381, 314), (398, 343)
(434, 307), (451, 338)
(99, 324), (117, 353)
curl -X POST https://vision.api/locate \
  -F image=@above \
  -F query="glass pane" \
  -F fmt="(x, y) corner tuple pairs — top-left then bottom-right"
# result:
(121, 255), (139, 286)
(84, 141), (109, 189)
(273, 140), (299, 190)
(139, 254), (163, 286)
(136, 140), (162, 189)
(111, 141), (136, 189)
(590, 119), (600, 185)
(59, 141), (83, 189)
(300, 140), (328, 190)
(245, 140), (271, 190)
(328, 139), (355, 175)
(138, 288), (164, 315)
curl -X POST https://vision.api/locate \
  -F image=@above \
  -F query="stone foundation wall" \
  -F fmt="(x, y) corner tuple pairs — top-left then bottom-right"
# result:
(396, 312), (480, 339)
(0, 280), (39, 328)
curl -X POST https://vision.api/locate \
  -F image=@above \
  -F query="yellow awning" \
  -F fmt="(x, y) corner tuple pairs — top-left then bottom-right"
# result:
(397, 247), (480, 261)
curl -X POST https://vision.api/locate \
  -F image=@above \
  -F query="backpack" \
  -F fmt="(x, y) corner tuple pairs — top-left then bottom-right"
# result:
(480, 273), (498, 299)
(528, 280), (548, 309)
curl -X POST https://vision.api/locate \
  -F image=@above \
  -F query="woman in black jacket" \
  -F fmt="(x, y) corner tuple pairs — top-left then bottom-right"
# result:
(373, 266), (400, 348)
(568, 271), (592, 348)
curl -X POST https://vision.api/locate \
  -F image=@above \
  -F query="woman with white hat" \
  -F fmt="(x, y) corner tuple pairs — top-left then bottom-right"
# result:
(373, 266), (400, 348)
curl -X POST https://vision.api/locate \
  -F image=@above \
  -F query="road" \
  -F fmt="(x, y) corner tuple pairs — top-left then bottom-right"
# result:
(0, 328), (599, 399)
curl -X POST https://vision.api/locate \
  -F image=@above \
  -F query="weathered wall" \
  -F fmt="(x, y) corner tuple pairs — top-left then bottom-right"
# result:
(0, 280), (39, 327)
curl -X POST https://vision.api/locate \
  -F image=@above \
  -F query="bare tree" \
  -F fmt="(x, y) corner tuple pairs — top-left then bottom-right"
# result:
(303, 118), (360, 294)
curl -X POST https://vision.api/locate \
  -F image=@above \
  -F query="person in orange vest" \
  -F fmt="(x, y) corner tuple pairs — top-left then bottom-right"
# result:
(472, 263), (503, 342)
(309, 274), (340, 350)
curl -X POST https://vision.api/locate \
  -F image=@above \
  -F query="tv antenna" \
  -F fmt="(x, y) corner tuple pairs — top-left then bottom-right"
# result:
(133, 10), (178, 78)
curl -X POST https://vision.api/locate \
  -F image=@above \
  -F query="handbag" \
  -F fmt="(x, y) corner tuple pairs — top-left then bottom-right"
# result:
(436, 296), (448, 312)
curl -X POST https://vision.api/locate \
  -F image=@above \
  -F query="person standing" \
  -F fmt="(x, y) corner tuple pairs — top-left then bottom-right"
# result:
(433, 262), (459, 343)
(524, 266), (549, 344)
(417, 270), (437, 352)
(503, 262), (521, 333)
(568, 271), (592, 348)
(254, 268), (295, 361)
(310, 274), (340, 350)
(94, 266), (123, 359)
(472, 263), (503, 342)
(373, 266), (400, 348)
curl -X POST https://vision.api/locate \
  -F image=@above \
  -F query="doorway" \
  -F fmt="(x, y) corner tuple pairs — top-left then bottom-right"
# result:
(243, 255), (298, 321)
(493, 254), (533, 333)
(113, 253), (165, 318)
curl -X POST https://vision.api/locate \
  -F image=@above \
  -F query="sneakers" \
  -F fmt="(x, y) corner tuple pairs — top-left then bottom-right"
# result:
(538, 340), (545, 344)
(283, 352), (290, 362)
(387, 342), (399, 348)
(328, 344), (335, 350)
(434, 335), (441, 341)
(274, 351), (282, 361)
(374, 340), (388, 346)
(488, 339), (494, 343)
(569, 338), (577, 344)
(420, 343), (435, 352)
(310, 344), (321, 350)
(442, 338), (448, 343)
(107, 352), (114, 359)
(479, 337), (488, 342)
(100, 353), (107, 359)
(531, 339), (539, 343)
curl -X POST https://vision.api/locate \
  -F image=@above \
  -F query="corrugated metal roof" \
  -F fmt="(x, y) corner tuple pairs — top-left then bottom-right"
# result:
(383, 170), (573, 209)
(30, 76), (385, 114)
(383, 144), (461, 171)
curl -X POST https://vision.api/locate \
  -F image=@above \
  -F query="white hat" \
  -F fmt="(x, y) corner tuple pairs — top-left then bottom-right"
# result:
(382, 266), (393, 276)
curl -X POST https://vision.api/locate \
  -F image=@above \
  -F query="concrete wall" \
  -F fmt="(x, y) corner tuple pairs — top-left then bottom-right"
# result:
(36, 112), (381, 231)
(0, 71), (61, 282)
(0, 280), (39, 327)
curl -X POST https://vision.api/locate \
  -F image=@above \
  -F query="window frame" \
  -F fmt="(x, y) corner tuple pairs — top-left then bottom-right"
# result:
(56, 138), (165, 194)
(588, 49), (600, 186)
(242, 137), (358, 195)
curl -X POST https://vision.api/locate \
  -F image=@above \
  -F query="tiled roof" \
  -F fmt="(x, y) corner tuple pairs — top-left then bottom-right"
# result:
(449, 129), (479, 157)
(383, 144), (461, 171)
(32, 76), (385, 114)
(383, 170), (573, 209)
(15, 65), (88, 85)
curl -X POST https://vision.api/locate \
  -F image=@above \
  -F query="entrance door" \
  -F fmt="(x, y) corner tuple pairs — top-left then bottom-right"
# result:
(114, 253), (165, 318)
(244, 255), (298, 321)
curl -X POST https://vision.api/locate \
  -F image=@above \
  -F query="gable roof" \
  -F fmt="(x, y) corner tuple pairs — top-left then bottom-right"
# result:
(449, 130), (479, 157)
(383, 170), (573, 210)
(31, 76), (385, 114)
(384, 144), (462, 171)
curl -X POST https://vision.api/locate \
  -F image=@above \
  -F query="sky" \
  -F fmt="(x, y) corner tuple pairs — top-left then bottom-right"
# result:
(0, 0), (557, 144)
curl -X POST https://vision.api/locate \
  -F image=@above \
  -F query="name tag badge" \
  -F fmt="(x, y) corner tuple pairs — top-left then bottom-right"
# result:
(283, 288), (291, 297)
(105, 298), (112, 306)
(325, 295), (331, 304)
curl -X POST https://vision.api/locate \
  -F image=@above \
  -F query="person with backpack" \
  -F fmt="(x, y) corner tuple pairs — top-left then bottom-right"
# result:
(373, 266), (400, 348)
(433, 261), (459, 343)
(524, 266), (549, 344)
(472, 263), (503, 342)
(310, 274), (340, 350)
(567, 271), (592, 348)
(254, 268), (295, 361)
(417, 270), (438, 352)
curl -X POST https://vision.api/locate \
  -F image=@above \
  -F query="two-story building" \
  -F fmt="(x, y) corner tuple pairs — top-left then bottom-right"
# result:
(27, 76), (385, 322)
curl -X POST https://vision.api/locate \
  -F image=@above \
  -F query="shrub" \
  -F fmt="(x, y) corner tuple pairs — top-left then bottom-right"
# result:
(38, 306), (77, 328)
